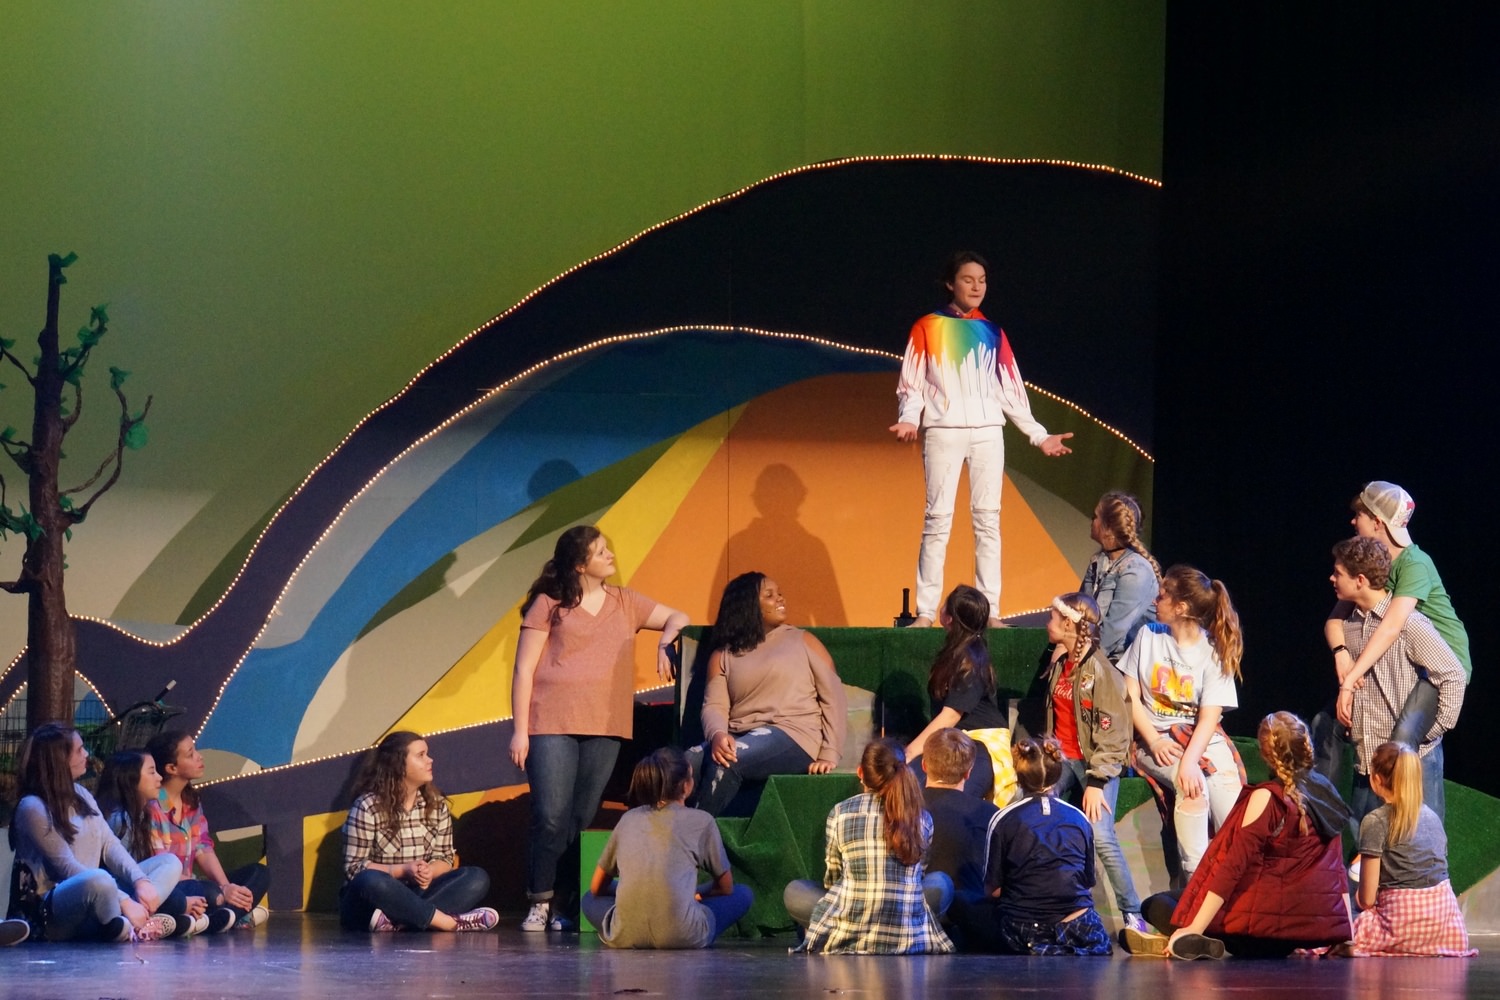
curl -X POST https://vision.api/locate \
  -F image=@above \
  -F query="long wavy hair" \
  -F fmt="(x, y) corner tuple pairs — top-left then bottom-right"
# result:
(16, 723), (94, 843)
(96, 750), (156, 860)
(929, 585), (995, 703)
(1012, 737), (1065, 796)
(1160, 565), (1244, 680)
(1258, 712), (1315, 834)
(857, 739), (927, 866)
(712, 571), (770, 655)
(1052, 592), (1102, 666)
(1369, 740), (1423, 845)
(521, 524), (604, 626)
(146, 730), (201, 809)
(626, 746), (693, 809)
(353, 731), (445, 840)
(1095, 491), (1162, 580)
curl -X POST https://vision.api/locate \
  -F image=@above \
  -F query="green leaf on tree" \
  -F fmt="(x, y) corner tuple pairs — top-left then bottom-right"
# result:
(90, 303), (110, 325)
(78, 325), (103, 347)
(59, 495), (75, 512)
(1, 427), (14, 441)
(124, 422), (148, 450)
(109, 366), (130, 390)
(0, 337), (13, 350)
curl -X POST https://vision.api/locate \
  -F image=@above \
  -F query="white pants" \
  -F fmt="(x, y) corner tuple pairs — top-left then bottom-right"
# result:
(1132, 734), (1243, 875)
(916, 425), (1004, 618)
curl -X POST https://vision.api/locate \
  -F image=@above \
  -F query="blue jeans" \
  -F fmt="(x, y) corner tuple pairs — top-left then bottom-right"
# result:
(44, 854), (182, 941)
(525, 734), (622, 912)
(1053, 759), (1142, 915)
(339, 866), (490, 930)
(178, 861), (271, 921)
(582, 880), (754, 944)
(685, 725), (813, 816)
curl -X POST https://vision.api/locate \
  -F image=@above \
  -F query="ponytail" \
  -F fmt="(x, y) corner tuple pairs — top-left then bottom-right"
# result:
(1161, 565), (1244, 680)
(628, 746), (692, 809)
(858, 739), (926, 866)
(1369, 741), (1423, 844)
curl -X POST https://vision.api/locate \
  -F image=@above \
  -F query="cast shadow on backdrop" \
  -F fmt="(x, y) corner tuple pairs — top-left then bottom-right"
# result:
(718, 464), (847, 627)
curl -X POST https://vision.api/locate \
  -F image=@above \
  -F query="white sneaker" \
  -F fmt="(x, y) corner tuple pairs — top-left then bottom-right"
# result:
(133, 914), (176, 942)
(237, 905), (269, 930)
(179, 913), (211, 938)
(520, 901), (551, 932)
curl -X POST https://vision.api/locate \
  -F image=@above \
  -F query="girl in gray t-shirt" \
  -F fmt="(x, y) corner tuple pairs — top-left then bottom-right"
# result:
(1348, 741), (1474, 956)
(582, 747), (752, 948)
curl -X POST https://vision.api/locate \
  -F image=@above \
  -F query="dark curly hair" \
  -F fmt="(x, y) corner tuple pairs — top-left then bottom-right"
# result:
(353, 731), (445, 840)
(711, 571), (770, 655)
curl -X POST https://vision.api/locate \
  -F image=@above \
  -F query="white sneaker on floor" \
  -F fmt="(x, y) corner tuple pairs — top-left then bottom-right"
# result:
(178, 913), (211, 938)
(237, 905), (269, 930)
(520, 901), (551, 932)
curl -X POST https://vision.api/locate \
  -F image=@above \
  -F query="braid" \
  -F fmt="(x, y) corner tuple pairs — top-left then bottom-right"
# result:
(1053, 592), (1102, 666)
(1258, 712), (1314, 833)
(1114, 501), (1162, 580)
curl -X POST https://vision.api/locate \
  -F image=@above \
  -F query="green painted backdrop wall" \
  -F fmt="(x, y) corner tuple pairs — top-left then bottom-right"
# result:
(0, 1), (1163, 654)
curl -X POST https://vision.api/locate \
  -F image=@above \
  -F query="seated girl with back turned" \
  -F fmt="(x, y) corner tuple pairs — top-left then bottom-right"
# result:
(1345, 741), (1475, 957)
(582, 746), (752, 948)
(953, 737), (1113, 956)
(340, 731), (498, 933)
(1122, 712), (1351, 960)
(784, 739), (954, 955)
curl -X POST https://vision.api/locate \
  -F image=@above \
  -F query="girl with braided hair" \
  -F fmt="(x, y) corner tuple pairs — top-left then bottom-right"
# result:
(1080, 491), (1162, 660)
(1038, 592), (1145, 933)
(785, 739), (954, 954)
(1345, 741), (1474, 956)
(1121, 713), (1352, 959)
(1120, 565), (1246, 883)
(904, 585), (1010, 800)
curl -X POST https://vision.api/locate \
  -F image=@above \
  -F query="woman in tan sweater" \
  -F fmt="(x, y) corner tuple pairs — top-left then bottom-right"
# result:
(688, 572), (848, 816)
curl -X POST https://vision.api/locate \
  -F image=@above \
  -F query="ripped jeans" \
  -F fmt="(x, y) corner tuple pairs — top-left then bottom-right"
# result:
(686, 725), (813, 816)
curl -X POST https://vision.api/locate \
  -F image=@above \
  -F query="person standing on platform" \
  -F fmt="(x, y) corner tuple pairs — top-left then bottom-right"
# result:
(686, 572), (846, 817)
(1080, 491), (1162, 661)
(1315, 482), (1471, 795)
(1326, 537), (1465, 826)
(889, 251), (1073, 628)
(509, 525), (689, 933)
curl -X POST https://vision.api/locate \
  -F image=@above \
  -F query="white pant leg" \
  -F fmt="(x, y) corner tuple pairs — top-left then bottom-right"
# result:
(916, 427), (972, 618)
(1201, 734), (1245, 829)
(965, 425), (1005, 615)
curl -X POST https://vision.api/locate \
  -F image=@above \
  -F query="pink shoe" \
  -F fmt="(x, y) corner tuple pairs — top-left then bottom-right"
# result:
(452, 907), (499, 932)
(369, 909), (397, 932)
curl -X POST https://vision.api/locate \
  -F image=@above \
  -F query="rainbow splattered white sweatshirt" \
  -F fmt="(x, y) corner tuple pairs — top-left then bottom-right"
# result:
(894, 307), (1050, 444)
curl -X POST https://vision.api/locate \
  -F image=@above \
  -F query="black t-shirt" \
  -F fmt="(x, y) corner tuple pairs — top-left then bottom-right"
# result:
(933, 666), (1006, 731)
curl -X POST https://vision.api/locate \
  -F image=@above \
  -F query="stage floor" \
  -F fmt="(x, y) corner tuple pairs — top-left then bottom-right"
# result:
(3, 915), (1495, 999)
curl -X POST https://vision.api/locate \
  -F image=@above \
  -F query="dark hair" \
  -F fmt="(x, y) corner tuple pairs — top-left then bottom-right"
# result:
(921, 729), (976, 786)
(929, 585), (995, 703)
(521, 525), (605, 626)
(353, 731), (444, 840)
(627, 746), (693, 808)
(146, 730), (201, 809)
(96, 751), (156, 860)
(1012, 737), (1065, 795)
(1333, 536), (1391, 591)
(941, 250), (990, 286)
(1160, 565), (1244, 680)
(17, 723), (94, 842)
(712, 571), (769, 655)
(858, 739), (926, 866)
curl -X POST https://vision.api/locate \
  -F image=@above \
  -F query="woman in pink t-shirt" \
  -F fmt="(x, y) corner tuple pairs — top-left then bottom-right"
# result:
(509, 525), (688, 933)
